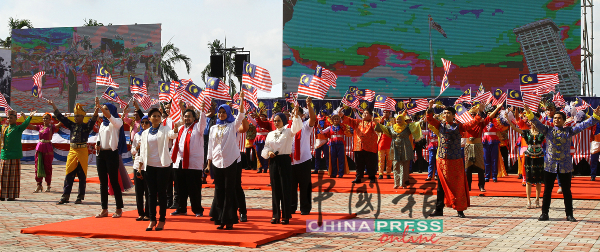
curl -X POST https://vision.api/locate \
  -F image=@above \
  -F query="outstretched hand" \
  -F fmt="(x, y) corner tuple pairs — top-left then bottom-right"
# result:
(594, 105), (600, 116)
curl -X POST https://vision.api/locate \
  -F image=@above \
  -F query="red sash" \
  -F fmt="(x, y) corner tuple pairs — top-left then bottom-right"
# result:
(171, 122), (197, 169)
(287, 120), (302, 161)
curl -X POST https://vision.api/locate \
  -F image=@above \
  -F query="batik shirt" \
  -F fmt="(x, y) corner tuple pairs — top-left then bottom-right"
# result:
(54, 110), (97, 144)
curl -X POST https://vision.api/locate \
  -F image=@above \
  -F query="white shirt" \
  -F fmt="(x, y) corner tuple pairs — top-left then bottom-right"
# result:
(162, 117), (174, 149)
(261, 116), (303, 159)
(140, 124), (177, 169)
(131, 133), (142, 170)
(173, 114), (207, 170)
(207, 112), (245, 168)
(146, 133), (162, 167)
(97, 116), (123, 151)
(292, 120), (314, 165)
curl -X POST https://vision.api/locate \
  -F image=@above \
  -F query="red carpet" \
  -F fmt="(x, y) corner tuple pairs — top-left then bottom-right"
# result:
(21, 208), (355, 248)
(83, 170), (600, 200)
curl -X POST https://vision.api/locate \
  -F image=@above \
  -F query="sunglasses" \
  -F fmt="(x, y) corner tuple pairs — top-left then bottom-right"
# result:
(141, 121), (151, 125)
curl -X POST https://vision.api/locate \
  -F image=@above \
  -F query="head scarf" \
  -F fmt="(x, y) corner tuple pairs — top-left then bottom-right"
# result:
(102, 103), (128, 155)
(137, 115), (149, 136)
(274, 112), (287, 129)
(216, 104), (235, 125)
(74, 103), (86, 116)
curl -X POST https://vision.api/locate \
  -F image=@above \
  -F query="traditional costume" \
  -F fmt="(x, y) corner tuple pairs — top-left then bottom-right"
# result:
(313, 112), (330, 173)
(252, 111), (271, 173)
(342, 113), (378, 183)
(377, 116), (393, 178)
(0, 112), (32, 200)
(33, 118), (58, 191)
(320, 123), (350, 177)
(55, 104), (97, 203)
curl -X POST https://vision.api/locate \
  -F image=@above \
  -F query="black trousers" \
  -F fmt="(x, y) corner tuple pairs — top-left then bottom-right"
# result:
(61, 162), (86, 201)
(209, 163), (239, 225)
(435, 176), (446, 212)
(166, 164), (178, 206)
(542, 171), (573, 216)
(291, 160), (312, 213)
(466, 165), (485, 190)
(354, 151), (377, 180)
(245, 147), (256, 169)
(146, 165), (170, 222)
(236, 161), (247, 215)
(97, 150), (123, 209)
(500, 146), (509, 174)
(134, 169), (149, 217)
(175, 162), (204, 215)
(270, 155), (293, 219)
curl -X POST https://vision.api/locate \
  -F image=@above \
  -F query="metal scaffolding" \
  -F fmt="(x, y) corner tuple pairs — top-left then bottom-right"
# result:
(582, 0), (594, 96)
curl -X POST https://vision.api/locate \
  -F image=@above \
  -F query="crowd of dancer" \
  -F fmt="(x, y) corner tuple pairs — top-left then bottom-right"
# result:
(0, 92), (599, 229)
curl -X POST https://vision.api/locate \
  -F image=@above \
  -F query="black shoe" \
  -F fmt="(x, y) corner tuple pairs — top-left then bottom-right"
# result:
(425, 177), (432, 181)
(257, 170), (263, 173)
(300, 211), (309, 215)
(195, 212), (203, 217)
(457, 211), (466, 218)
(311, 171), (318, 174)
(210, 217), (215, 221)
(329, 175), (336, 178)
(0, 198), (4, 201)
(74, 199), (83, 204)
(566, 216), (577, 222)
(430, 210), (443, 217)
(352, 178), (362, 183)
(6, 198), (15, 201)
(267, 184), (271, 187)
(240, 214), (247, 222)
(378, 175), (383, 179)
(387, 175), (391, 179)
(338, 175), (343, 178)
(538, 213), (549, 221)
(169, 204), (179, 210)
(217, 224), (225, 230)
(271, 218), (280, 224)
(485, 178), (489, 182)
(518, 174), (523, 180)
(57, 199), (69, 205)
(370, 179), (377, 183)
(281, 218), (289, 225)
(170, 210), (187, 216)
(201, 179), (207, 184)
(592, 177), (596, 181)
(245, 167), (251, 170)
(225, 224), (233, 230)
(405, 180), (410, 186)
(492, 178), (497, 183)
(136, 216), (144, 221)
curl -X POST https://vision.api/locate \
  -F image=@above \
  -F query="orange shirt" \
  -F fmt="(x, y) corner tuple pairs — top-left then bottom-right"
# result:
(342, 116), (378, 153)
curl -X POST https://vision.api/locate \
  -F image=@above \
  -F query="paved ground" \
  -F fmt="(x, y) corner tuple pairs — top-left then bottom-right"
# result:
(1, 164), (599, 251)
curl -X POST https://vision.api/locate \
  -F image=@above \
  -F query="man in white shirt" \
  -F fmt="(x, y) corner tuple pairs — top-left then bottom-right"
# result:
(290, 98), (316, 215)
(170, 102), (207, 217)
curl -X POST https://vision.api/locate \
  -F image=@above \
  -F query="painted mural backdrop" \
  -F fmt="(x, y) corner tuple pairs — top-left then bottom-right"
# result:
(283, 0), (580, 97)
(11, 24), (161, 113)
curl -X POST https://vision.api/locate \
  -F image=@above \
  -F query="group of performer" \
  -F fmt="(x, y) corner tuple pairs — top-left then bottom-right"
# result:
(0, 91), (599, 226)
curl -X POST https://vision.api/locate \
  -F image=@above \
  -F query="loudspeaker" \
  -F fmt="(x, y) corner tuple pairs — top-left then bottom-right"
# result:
(234, 54), (250, 76)
(210, 55), (224, 77)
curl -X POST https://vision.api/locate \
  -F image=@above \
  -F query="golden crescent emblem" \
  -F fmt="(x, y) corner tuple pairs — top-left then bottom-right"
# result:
(192, 86), (198, 93)
(210, 79), (215, 86)
(109, 90), (115, 97)
(521, 75), (528, 83)
(302, 76), (308, 84)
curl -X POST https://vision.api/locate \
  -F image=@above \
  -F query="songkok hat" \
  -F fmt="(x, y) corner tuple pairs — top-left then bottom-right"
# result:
(74, 103), (86, 116)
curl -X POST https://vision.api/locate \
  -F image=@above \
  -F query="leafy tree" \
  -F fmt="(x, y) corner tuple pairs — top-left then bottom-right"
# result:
(160, 41), (192, 83)
(201, 39), (237, 96)
(83, 18), (111, 26)
(0, 17), (34, 48)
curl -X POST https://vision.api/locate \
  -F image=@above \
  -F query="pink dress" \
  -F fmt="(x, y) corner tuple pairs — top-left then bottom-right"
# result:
(35, 125), (55, 184)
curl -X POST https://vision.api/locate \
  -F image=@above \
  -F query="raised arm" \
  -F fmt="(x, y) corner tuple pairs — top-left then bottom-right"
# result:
(572, 105), (600, 135)
(508, 119), (524, 135)
(290, 105), (303, 135)
(524, 104), (549, 136)
(425, 100), (441, 130)
(306, 97), (316, 127)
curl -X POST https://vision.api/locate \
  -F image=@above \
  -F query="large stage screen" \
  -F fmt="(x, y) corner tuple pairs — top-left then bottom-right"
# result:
(283, 1), (581, 97)
(11, 24), (161, 112)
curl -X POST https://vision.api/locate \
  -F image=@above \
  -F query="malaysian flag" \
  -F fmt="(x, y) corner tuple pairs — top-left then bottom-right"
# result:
(315, 65), (337, 89)
(454, 88), (471, 105)
(520, 74), (559, 94)
(341, 91), (359, 108)
(354, 89), (375, 102)
(574, 128), (593, 164)
(129, 76), (147, 95)
(242, 61), (272, 92)
(298, 73), (327, 99)
(169, 99), (182, 123)
(553, 92), (566, 107)
(374, 94), (397, 111)
(242, 83), (259, 107)
(473, 91), (492, 104)
(407, 98), (428, 115)
(492, 89), (507, 106)
(429, 16), (447, 38)
(171, 80), (185, 98)
(182, 81), (210, 113)
(96, 64), (119, 88)
(285, 92), (298, 105)
(158, 81), (171, 102)
(0, 92), (12, 111)
(102, 87), (127, 108)
(231, 92), (251, 111)
(205, 77), (231, 101)
(455, 104), (474, 124)
(506, 89), (524, 108)
(133, 93), (153, 111)
(32, 71), (45, 98)
(573, 97), (591, 112)
(522, 92), (541, 110)
(349, 86), (358, 94)
(508, 128), (519, 165)
(440, 58), (452, 95)
(477, 83), (485, 96)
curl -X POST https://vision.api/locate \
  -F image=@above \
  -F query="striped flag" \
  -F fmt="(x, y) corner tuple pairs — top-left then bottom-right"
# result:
(133, 93), (153, 111)
(508, 128), (520, 165)
(171, 80), (185, 98)
(231, 92), (251, 111)
(315, 65), (337, 89)
(492, 89), (507, 106)
(477, 83), (485, 96)
(354, 89), (375, 102)
(407, 99), (428, 115)
(242, 83), (259, 107)
(32, 71), (45, 98)
(522, 92), (541, 110)
(473, 91), (492, 104)
(129, 76), (147, 95)
(158, 81), (171, 102)
(169, 99), (182, 123)
(429, 16), (447, 38)
(573, 128), (593, 164)
(506, 89), (524, 108)
(102, 87), (127, 108)
(341, 91), (359, 108)
(552, 92), (566, 107)
(298, 73), (327, 99)
(285, 92), (298, 105)
(439, 58), (452, 95)
(454, 104), (473, 124)
(181, 81), (210, 113)
(454, 88), (471, 105)
(96, 64), (119, 88)
(242, 61), (272, 92)
(374, 94), (397, 111)
(520, 74), (559, 94)
(0, 92), (12, 111)
(573, 97), (591, 112)
(205, 77), (231, 101)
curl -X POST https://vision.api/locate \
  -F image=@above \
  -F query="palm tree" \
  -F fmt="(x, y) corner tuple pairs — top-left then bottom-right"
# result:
(160, 41), (192, 83)
(0, 17), (34, 48)
(201, 39), (237, 96)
